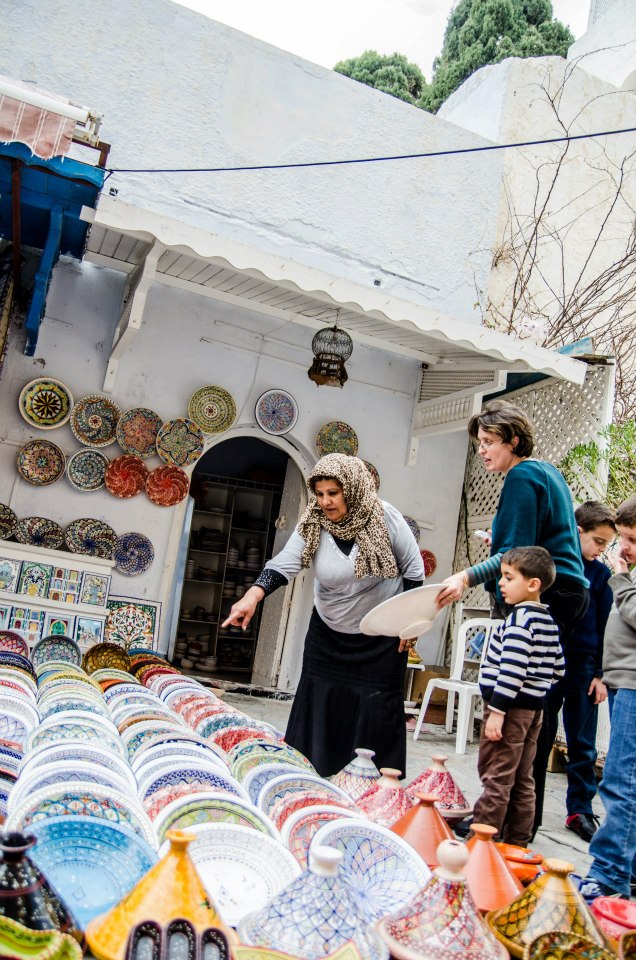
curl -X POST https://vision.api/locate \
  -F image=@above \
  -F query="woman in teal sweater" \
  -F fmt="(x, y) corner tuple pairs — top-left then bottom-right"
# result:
(436, 400), (589, 836)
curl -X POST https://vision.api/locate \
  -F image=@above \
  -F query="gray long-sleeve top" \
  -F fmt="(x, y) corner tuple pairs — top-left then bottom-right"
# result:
(602, 570), (636, 689)
(264, 501), (425, 634)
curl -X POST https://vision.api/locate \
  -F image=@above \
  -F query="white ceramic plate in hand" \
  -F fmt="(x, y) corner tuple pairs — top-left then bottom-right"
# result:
(359, 584), (444, 639)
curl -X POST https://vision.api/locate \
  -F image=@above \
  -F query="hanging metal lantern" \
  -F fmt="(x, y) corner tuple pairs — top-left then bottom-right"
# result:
(307, 325), (353, 388)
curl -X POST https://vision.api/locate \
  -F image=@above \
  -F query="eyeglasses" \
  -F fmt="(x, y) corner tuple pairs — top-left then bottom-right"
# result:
(476, 437), (503, 450)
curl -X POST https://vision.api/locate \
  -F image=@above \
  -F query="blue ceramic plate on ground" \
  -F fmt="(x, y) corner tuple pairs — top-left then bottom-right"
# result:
(29, 815), (157, 926)
(310, 818), (431, 923)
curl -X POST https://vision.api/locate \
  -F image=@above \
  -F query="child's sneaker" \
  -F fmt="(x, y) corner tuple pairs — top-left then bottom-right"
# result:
(566, 813), (600, 842)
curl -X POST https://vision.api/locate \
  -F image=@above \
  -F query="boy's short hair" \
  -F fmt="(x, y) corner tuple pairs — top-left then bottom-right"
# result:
(616, 494), (636, 528)
(501, 546), (556, 591)
(575, 501), (616, 532)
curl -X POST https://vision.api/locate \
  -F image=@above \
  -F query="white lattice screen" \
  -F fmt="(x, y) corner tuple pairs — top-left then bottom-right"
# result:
(447, 363), (615, 759)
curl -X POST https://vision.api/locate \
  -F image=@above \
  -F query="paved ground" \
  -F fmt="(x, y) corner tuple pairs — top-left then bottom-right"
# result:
(223, 691), (601, 879)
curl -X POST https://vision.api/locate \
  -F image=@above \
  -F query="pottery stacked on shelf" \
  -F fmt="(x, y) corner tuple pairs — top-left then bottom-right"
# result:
(0, 631), (40, 819)
(377, 839), (508, 960)
(407, 754), (473, 826)
(330, 748), (381, 802)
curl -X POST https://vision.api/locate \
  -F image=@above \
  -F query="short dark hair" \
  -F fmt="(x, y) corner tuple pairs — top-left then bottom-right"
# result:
(616, 494), (636, 529)
(575, 501), (616, 532)
(468, 400), (535, 458)
(501, 546), (556, 591)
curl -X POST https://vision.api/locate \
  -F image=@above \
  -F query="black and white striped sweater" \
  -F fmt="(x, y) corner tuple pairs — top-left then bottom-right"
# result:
(479, 602), (565, 712)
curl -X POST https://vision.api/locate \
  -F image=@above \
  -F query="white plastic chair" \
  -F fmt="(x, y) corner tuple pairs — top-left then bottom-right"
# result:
(412, 617), (503, 754)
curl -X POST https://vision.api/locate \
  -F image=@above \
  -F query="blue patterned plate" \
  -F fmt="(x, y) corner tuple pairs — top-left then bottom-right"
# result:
(254, 390), (298, 436)
(66, 449), (109, 492)
(27, 718), (125, 758)
(256, 773), (351, 815)
(141, 767), (247, 804)
(310, 818), (431, 923)
(113, 532), (154, 576)
(153, 790), (279, 845)
(29, 815), (157, 926)
(8, 761), (127, 815)
(19, 741), (137, 790)
(243, 762), (315, 806)
(31, 635), (82, 670)
(159, 822), (299, 926)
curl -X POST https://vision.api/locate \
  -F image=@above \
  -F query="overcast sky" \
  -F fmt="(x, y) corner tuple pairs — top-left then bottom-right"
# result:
(172, 0), (590, 79)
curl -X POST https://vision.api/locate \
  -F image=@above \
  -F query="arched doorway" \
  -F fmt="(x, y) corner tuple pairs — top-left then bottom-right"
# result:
(172, 435), (307, 686)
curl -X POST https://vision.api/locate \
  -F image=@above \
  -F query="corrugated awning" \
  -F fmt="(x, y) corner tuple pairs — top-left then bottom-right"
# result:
(81, 195), (586, 387)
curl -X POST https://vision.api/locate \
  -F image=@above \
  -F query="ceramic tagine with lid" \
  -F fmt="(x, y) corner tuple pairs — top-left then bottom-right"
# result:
(330, 748), (381, 802)
(406, 755), (472, 825)
(0, 831), (83, 944)
(485, 858), (607, 958)
(356, 769), (414, 827)
(390, 793), (453, 869)
(86, 830), (236, 960)
(237, 845), (388, 960)
(463, 823), (523, 913)
(377, 839), (508, 960)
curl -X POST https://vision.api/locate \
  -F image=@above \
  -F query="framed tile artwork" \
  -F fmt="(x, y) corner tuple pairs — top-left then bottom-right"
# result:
(75, 616), (105, 651)
(0, 558), (21, 593)
(18, 562), (53, 599)
(105, 596), (161, 649)
(9, 606), (45, 647)
(43, 612), (76, 638)
(47, 567), (82, 604)
(79, 572), (111, 607)
(0, 604), (11, 630)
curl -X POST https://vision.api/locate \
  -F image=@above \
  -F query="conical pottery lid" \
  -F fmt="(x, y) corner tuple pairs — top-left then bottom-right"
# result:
(86, 830), (235, 960)
(0, 831), (83, 944)
(390, 793), (453, 868)
(464, 824), (522, 912)
(485, 859), (607, 958)
(331, 749), (380, 802)
(377, 839), (508, 960)
(237, 845), (388, 960)
(357, 768), (414, 827)
(407, 755), (470, 811)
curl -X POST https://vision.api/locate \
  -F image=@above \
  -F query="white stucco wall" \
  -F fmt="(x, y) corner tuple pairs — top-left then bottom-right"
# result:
(1, 0), (504, 324)
(0, 260), (468, 664)
(569, 0), (636, 90)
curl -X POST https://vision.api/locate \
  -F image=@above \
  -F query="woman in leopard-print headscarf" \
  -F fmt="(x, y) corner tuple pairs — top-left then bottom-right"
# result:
(224, 454), (424, 777)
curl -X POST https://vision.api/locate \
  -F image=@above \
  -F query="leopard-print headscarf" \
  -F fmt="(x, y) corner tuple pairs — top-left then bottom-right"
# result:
(297, 453), (398, 579)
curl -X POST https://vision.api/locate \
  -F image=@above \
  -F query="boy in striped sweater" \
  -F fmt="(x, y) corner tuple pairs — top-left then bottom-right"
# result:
(473, 546), (565, 846)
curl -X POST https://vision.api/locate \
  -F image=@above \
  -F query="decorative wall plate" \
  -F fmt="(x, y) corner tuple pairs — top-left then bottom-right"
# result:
(29, 814), (158, 927)
(0, 631), (30, 658)
(0, 504), (17, 540)
(402, 515), (420, 544)
(310, 818), (431, 924)
(105, 456), (149, 499)
(160, 822), (301, 926)
(188, 386), (237, 435)
(14, 517), (64, 550)
(315, 421), (358, 457)
(254, 390), (298, 436)
(19, 377), (73, 430)
(17, 440), (66, 486)
(113, 533), (154, 576)
(116, 408), (163, 459)
(82, 642), (131, 675)
(65, 519), (117, 559)
(67, 449), (109, 492)
(156, 418), (204, 467)
(420, 549), (437, 578)
(362, 461), (380, 491)
(70, 395), (121, 447)
(145, 466), (189, 506)
(31, 635), (82, 670)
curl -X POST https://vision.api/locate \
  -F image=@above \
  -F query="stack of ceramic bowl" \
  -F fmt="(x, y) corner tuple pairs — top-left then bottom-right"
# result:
(245, 542), (261, 569)
(0, 630), (40, 818)
(185, 559), (195, 580)
(227, 542), (240, 565)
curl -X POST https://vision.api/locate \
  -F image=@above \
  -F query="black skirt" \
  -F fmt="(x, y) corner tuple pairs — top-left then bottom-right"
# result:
(284, 608), (408, 778)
